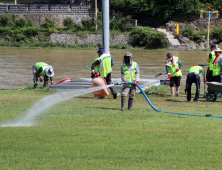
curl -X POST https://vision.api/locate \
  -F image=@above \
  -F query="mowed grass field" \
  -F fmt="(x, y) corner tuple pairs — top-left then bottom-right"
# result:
(0, 86), (222, 169)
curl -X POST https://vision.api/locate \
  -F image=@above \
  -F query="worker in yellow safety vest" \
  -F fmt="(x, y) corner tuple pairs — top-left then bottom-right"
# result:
(206, 44), (216, 82)
(211, 48), (222, 83)
(121, 52), (140, 111)
(33, 62), (54, 89)
(91, 46), (117, 99)
(165, 53), (182, 97)
(185, 64), (204, 102)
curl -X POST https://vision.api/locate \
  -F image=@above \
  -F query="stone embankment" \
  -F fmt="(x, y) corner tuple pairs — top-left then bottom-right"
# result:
(0, 4), (94, 26)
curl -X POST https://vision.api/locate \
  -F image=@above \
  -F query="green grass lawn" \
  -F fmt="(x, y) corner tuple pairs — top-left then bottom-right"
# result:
(1, 86), (222, 169)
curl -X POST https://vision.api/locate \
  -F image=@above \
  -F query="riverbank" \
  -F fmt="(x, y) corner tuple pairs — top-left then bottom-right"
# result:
(0, 40), (214, 51)
(1, 86), (222, 169)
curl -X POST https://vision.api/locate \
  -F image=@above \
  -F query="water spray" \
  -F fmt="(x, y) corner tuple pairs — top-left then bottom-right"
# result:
(1, 85), (114, 127)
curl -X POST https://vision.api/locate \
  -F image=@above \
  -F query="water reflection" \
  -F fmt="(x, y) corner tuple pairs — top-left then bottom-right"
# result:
(0, 49), (209, 89)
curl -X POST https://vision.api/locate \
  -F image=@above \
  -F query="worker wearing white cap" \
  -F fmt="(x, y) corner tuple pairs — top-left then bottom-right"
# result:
(32, 62), (54, 89)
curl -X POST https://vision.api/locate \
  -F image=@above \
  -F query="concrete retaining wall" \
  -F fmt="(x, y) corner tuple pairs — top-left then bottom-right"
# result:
(50, 33), (134, 44)
(1, 4), (94, 16)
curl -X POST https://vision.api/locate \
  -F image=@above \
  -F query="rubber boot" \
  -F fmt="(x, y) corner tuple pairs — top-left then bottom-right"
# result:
(113, 91), (117, 99)
(33, 79), (37, 89)
(176, 86), (180, 97)
(121, 97), (125, 111)
(171, 87), (175, 97)
(43, 77), (48, 87)
(128, 98), (134, 110)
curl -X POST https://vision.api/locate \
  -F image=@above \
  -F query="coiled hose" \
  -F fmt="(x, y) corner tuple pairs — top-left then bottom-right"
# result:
(124, 82), (222, 118)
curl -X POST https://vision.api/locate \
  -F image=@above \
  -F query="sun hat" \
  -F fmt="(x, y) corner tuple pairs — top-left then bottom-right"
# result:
(45, 66), (54, 77)
(214, 48), (222, 52)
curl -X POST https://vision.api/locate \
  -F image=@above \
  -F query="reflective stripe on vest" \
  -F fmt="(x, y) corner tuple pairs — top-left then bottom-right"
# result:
(209, 51), (216, 71)
(213, 55), (222, 76)
(188, 66), (201, 76)
(99, 54), (112, 77)
(93, 57), (99, 73)
(121, 62), (137, 87)
(165, 56), (182, 77)
(35, 62), (48, 76)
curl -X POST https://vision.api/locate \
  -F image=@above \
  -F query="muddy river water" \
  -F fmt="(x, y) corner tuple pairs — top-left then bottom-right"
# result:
(0, 49), (209, 89)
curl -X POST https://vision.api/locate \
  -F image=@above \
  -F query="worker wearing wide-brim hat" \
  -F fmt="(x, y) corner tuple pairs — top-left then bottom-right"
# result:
(185, 64), (204, 103)
(121, 52), (140, 111)
(32, 62), (54, 89)
(206, 44), (216, 82)
(211, 48), (222, 83)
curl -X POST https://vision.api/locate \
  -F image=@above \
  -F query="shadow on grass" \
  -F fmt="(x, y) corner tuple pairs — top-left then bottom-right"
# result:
(85, 107), (119, 110)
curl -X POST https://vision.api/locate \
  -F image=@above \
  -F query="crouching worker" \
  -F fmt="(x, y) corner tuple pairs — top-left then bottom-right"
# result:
(121, 52), (140, 111)
(185, 64), (204, 102)
(33, 62), (54, 89)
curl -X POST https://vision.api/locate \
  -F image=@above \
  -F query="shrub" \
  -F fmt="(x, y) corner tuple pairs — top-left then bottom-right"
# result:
(27, 20), (35, 27)
(63, 17), (74, 28)
(15, 18), (27, 28)
(41, 19), (55, 28)
(132, 27), (169, 49)
(82, 19), (94, 29)
(0, 14), (13, 27)
(181, 27), (194, 38)
(210, 26), (222, 39)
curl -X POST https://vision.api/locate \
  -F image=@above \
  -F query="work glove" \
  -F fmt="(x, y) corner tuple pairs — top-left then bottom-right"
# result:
(176, 67), (180, 72)
(51, 81), (54, 85)
(133, 81), (138, 86)
(124, 80), (128, 85)
(92, 70), (95, 75)
(204, 78), (207, 83)
(39, 77), (43, 82)
(168, 73), (172, 79)
(184, 88), (187, 94)
(96, 73), (99, 77)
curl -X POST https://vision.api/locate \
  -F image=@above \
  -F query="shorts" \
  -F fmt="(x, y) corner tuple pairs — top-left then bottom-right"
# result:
(170, 76), (181, 87)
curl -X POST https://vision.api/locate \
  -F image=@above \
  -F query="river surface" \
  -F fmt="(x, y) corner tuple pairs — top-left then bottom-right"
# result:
(0, 49), (209, 89)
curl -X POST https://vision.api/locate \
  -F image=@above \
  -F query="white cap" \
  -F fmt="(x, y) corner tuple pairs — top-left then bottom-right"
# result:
(45, 66), (54, 77)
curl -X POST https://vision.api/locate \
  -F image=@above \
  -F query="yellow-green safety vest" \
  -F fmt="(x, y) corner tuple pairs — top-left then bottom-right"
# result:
(121, 62), (137, 87)
(99, 54), (112, 77)
(35, 62), (48, 76)
(188, 66), (201, 76)
(166, 56), (182, 77)
(93, 57), (99, 73)
(213, 55), (222, 76)
(207, 51), (216, 71)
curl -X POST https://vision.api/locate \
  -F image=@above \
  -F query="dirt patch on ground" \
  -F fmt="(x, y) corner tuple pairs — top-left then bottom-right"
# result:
(156, 93), (168, 97)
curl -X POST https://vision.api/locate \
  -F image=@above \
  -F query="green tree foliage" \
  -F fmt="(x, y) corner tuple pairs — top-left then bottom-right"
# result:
(181, 26), (206, 42)
(109, 0), (219, 26)
(131, 27), (169, 49)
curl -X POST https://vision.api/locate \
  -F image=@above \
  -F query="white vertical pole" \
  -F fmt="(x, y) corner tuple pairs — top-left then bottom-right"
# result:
(102, 0), (109, 53)
(15, 0), (17, 5)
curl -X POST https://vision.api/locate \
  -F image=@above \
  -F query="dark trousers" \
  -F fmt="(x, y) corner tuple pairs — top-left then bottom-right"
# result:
(187, 73), (200, 101)
(211, 75), (221, 83)
(105, 73), (115, 94)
